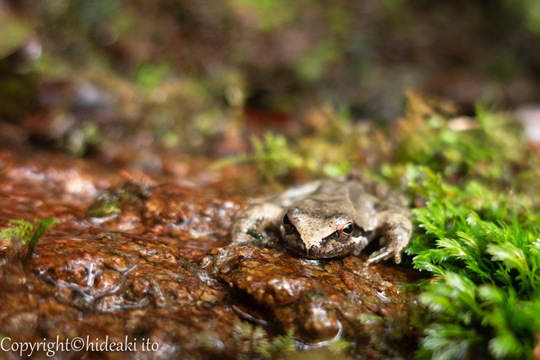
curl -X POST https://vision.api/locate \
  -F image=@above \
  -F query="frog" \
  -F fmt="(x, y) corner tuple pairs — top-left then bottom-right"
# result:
(231, 171), (412, 264)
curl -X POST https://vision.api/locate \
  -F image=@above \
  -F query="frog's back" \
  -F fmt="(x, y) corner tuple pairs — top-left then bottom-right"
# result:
(345, 171), (410, 211)
(315, 173), (409, 227)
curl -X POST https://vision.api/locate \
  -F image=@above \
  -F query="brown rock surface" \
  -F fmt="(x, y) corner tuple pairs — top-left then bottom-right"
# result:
(0, 149), (420, 359)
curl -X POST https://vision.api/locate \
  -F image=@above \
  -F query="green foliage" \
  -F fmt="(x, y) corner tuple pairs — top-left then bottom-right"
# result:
(87, 192), (123, 217)
(327, 339), (351, 354)
(214, 132), (304, 181)
(27, 218), (60, 255)
(231, 322), (296, 359)
(408, 167), (540, 359)
(0, 218), (60, 258)
(248, 133), (304, 179)
(382, 95), (540, 359)
(503, 0), (540, 34)
(216, 110), (360, 182)
(0, 13), (32, 59)
(296, 41), (339, 81)
(133, 62), (171, 92)
(397, 98), (524, 182)
(256, 330), (296, 359)
(87, 181), (150, 218)
(87, 193), (122, 217)
(0, 219), (39, 244)
(230, 321), (349, 359)
(228, 0), (299, 30)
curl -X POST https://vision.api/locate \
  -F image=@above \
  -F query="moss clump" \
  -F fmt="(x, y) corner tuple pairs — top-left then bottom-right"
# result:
(389, 94), (540, 359)
(0, 218), (60, 261)
(230, 322), (296, 359)
(87, 181), (150, 217)
(407, 168), (540, 359)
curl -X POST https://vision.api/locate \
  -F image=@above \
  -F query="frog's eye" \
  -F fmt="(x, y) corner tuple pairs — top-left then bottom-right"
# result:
(283, 214), (291, 226)
(342, 223), (354, 235)
(337, 223), (354, 241)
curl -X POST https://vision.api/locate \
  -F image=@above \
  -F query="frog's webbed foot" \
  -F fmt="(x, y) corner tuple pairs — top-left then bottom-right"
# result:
(365, 212), (412, 265)
(232, 203), (283, 246)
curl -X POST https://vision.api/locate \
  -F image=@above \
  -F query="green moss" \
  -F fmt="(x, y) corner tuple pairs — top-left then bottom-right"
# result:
(133, 62), (171, 92)
(296, 41), (339, 81)
(214, 132), (304, 182)
(228, 0), (299, 30)
(395, 96), (540, 359)
(407, 168), (540, 359)
(231, 322), (296, 359)
(215, 107), (365, 182)
(87, 184), (145, 217)
(395, 96), (526, 182)
(229, 321), (350, 359)
(0, 218), (60, 260)
(0, 14), (32, 59)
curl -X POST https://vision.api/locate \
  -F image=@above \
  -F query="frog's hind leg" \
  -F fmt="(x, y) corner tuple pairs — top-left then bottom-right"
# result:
(232, 203), (283, 245)
(365, 212), (412, 264)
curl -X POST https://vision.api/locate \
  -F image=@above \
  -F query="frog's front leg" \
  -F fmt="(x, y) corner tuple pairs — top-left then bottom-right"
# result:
(232, 203), (283, 245)
(365, 212), (412, 264)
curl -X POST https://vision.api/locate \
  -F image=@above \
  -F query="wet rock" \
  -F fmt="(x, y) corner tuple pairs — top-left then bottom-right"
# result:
(207, 246), (420, 356)
(0, 149), (421, 359)
(85, 179), (242, 247)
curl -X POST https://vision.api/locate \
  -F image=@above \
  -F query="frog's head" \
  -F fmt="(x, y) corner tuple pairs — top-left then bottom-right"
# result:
(279, 200), (367, 259)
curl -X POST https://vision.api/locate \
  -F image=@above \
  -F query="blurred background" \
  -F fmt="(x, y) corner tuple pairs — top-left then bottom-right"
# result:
(2, 0), (540, 168)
